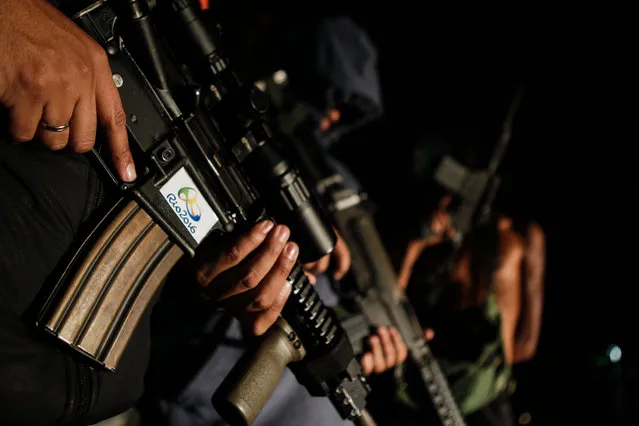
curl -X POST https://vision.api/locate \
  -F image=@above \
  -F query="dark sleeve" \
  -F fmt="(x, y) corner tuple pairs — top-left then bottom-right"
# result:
(284, 16), (383, 143)
(0, 142), (150, 425)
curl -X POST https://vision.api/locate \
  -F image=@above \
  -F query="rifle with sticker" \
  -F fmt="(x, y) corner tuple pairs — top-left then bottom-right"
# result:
(35, 2), (374, 425)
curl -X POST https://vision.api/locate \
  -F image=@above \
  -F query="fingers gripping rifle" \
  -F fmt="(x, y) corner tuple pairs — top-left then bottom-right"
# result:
(328, 193), (467, 426)
(270, 101), (465, 424)
(35, 2), (372, 425)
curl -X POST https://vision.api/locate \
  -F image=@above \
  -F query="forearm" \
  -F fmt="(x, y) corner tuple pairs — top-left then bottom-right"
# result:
(495, 234), (524, 365)
(512, 287), (543, 362)
(513, 223), (545, 362)
(496, 281), (521, 365)
(499, 301), (520, 365)
(397, 240), (426, 289)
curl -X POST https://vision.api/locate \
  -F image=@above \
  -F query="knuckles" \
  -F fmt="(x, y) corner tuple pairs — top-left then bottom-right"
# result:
(265, 237), (287, 256)
(18, 61), (49, 100)
(195, 268), (213, 288)
(88, 42), (109, 70)
(239, 271), (259, 290)
(59, 73), (75, 94)
(249, 296), (271, 312)
(17, 52), (95, 99)
(77, 62), (92, 79)
(248, 229), (267, 246)
(111, 106), (127, 130)
(224, 244), (242, 264)
(386, 353), (397, 366)
(274, 261), (293, 280)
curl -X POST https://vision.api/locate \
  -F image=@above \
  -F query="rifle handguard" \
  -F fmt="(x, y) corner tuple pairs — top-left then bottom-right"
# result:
(38, 200), (183, 370)
(213, 318), (306, 426)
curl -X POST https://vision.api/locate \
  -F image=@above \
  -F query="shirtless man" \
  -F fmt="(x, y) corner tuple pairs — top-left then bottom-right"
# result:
(396, 195), (545, 426)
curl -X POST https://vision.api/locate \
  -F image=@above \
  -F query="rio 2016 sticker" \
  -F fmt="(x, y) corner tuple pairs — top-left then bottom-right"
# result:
(160, 168), (219, 244)
(166, 188), (199, 234)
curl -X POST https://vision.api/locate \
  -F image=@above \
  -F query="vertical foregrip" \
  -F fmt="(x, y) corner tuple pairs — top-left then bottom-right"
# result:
(213, 264), (370, 425)
(213, 318), (306, 426)
(40, 201), (184, 371)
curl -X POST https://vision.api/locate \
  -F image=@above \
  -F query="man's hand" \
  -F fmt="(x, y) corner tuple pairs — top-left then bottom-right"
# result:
(427, 209), (453, 244)
(424, 328), (435, 342)
(319, 108), (340, 133)
(0, 0), (135, 182)
(193, 220), (299, 336)
(360, 327), (408, 376)
(303, 229), (351, 281)
(397, 195), (454, 289)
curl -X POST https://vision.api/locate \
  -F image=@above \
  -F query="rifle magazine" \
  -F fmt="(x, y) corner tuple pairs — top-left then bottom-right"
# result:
(38, 200), (184, 371)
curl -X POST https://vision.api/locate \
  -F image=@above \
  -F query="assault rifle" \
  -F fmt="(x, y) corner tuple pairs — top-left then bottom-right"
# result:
(413, 87), (525, 312)
(265, 77), (466, 426)
(425, 87), (525, 246)
(35, 2), (372, 425)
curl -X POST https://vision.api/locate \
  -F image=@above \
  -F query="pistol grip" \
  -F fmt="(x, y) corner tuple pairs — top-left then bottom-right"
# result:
(212, 318), (306, 426)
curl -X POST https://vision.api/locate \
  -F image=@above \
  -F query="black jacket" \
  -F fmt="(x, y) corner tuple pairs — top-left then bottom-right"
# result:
(0, 140), (153, 425)
(0, 1), (154, 422)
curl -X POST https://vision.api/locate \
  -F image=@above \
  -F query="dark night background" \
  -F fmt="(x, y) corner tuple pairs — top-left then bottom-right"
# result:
(328, 16), (638, 425)
(339, 16), (639, 425)
(2, 3), (635, 425)
(213, 7), (637, 424)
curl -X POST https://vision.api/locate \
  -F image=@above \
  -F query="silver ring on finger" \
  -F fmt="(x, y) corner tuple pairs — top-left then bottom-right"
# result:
(40, 120), (71, 133)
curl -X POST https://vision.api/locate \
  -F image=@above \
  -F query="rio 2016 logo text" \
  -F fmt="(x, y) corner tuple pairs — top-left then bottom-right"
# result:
(166, 186), (201, 235)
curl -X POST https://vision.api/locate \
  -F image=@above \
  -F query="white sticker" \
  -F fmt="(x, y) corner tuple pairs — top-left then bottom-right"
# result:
(159, 168), (219, 244)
